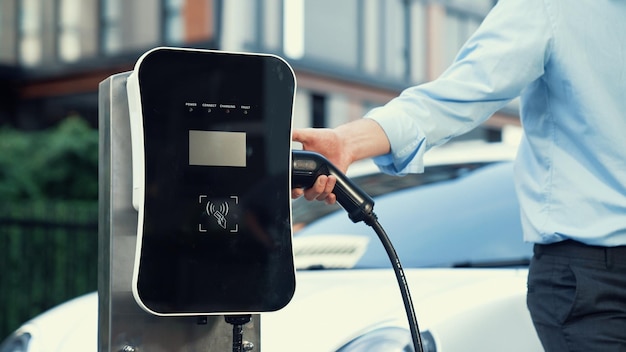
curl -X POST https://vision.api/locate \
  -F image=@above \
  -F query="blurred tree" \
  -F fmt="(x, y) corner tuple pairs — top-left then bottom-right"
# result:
(0, 116), (98, 201)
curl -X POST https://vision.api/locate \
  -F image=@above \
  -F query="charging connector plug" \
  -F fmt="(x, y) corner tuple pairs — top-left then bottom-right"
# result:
(292, 150), (375, 223)
(291, 150), (424, 352)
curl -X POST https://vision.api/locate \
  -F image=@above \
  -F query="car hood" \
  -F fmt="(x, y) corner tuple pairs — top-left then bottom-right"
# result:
(262, 268), (541, 351)
(1, 292), (98, 352)
(2, 269), (541, 352)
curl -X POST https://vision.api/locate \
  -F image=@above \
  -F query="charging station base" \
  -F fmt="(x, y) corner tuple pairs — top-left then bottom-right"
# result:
(98, 72), (260, 351)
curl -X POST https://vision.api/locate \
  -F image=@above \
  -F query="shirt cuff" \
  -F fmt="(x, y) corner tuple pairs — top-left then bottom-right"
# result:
(364, 108), (427, 175)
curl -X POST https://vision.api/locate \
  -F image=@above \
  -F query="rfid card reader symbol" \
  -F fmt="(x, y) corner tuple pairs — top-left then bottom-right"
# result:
(198, 195), (239, 233)
(207, 201), (229, 229)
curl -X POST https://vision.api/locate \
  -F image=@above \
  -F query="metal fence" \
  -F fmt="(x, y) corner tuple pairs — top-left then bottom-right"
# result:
(0, 200), (98, 341)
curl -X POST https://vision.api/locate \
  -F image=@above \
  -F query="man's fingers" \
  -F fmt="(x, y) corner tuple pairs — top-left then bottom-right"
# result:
(300, 175), (337, 205)
(323, 193), (337, 205)
(292, 128), (312, 145)
(315, 175), (337, 201)
(303, 175), (328, 201)
(291, 188), (304, 199)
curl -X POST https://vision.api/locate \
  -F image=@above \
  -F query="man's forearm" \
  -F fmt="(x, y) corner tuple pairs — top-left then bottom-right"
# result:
(335, 118), (391, 164)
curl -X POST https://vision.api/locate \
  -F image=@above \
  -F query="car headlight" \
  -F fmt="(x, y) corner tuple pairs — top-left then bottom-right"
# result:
(0, 332), (32, 352)
(335, 327), (437, 352)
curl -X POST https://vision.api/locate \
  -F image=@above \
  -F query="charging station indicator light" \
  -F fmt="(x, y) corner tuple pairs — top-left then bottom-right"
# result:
(202, 103), (216, 113)
(185, 102), (197, 112)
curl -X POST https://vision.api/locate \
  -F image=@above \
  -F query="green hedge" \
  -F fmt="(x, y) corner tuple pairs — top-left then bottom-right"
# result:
(0, 116), (98, 201)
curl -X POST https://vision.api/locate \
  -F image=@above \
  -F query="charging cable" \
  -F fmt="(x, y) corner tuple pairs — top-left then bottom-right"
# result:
(224, 315), (253, 352)
(292, 150), (424, 352)
(363, 212), (423, 352)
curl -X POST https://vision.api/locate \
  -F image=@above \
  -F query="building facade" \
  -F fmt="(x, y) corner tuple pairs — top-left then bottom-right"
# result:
(0, 0), (516, 140)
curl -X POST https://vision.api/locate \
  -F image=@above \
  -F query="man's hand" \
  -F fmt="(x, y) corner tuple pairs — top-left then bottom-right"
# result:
(291, 119), (391, 205)
(290, 174), (337, 204)
(292, 128), (346, 204)
(292, 128), (352, 172)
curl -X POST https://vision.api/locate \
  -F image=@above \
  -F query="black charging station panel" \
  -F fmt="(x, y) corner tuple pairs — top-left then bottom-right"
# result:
(128, 48), (296, 316)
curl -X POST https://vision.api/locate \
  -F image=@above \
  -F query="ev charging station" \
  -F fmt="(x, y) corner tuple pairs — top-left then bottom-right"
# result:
(98, 48), (297, 351)
(99, 47), (423, 352)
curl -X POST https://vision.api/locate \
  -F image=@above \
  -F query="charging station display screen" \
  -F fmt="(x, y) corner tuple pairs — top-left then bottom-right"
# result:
(131, 48), (296, 315)
(189, 130), (246, 167)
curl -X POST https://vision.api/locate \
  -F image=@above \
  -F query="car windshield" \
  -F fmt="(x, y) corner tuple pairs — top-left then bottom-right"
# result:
(292, 161), (533, 270)
(292, 162), (489, 227)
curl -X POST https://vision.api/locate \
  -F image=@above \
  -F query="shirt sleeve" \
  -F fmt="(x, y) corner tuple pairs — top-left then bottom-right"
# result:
(366, 0), (553, 175)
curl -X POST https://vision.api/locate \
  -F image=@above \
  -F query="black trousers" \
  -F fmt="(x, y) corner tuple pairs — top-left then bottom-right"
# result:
(527, 240), (626, 352)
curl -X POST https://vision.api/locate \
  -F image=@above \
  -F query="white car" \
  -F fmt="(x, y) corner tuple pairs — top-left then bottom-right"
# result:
(0, 137), (543, 352)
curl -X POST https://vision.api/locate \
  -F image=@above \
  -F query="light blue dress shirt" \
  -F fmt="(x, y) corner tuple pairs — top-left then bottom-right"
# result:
(365, 0), (626, 246)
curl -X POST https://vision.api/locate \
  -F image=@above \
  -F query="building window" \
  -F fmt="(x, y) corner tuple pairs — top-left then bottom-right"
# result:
(58, 0), (97, 62)
(164, 0), (184, 43)
(101, 0), (160, 55)
(0, 0), (18, 63)
(408, 1), (426, 83)
(381, 0), (408, 80)
(363, 0), (427, 83)
(443, 9), (482, 66)
(284, 0), (426, 84)
(440, 1), (493, 67)
(19, 0), (41, 66)
(306, 0), (358, 68)
(445, 0), (494, 13)
(361, 0), (379, 75)
(283, 0), (303, 59)
(311, 93), (326, 128)
(221, 0), (256, 51)
(284, 0), (359, 68)
(262, 0), (282, 52)
(59, 0), (81, 61)
(102, 0), (122, 53)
